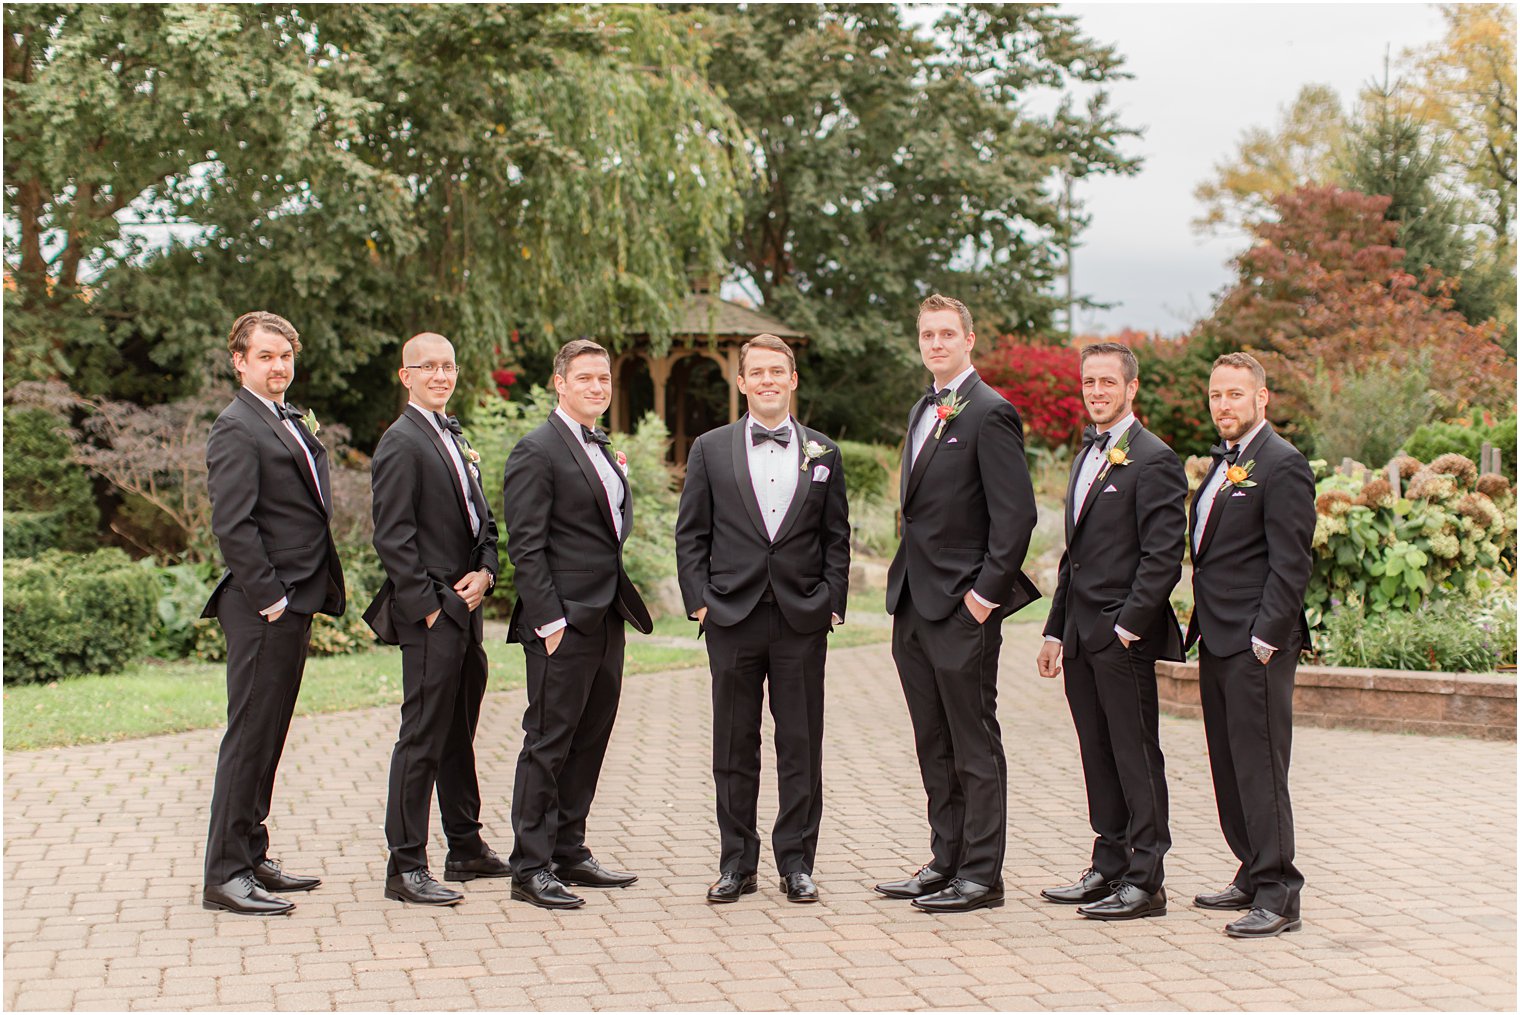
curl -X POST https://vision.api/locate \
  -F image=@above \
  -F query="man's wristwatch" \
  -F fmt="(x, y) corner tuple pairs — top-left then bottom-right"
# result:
(1252, 643), (1273, 663)
(483, 569), (496, 590)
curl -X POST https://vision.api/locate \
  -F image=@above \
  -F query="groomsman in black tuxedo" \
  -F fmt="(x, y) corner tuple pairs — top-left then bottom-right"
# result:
(674, 334), (851, 905)
(1036, 342), (1187, 921)
(877, 294), (1041, 914)
(501, 339), (654, 910)
(365, 332), (504, 906)
(201, 311), (345, 915)
(1187, 352), (1315, 938)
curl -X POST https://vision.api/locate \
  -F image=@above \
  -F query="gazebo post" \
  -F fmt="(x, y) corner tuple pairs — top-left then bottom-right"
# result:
(725, 344), (740, 423)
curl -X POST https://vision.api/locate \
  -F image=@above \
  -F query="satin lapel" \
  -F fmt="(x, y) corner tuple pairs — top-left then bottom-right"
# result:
(1063, 445), (1084, 544)
(899, 399), (928, 508)
(403, 408), (471, 529)
(1198, 425), (1274, 560)
(905, 373), (980, 505)
(237, 389), (325, 511)
(1071, 419), (1141, 537)
(602, 443), (632, 545)
(730, 417), (771, 542)
(550, 414), (619, 538)
(771, 426), (812, 544)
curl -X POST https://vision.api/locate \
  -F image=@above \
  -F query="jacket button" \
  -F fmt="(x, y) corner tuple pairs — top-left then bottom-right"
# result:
(1073, 562), (1081, 571)
(904, 515), (913, 523)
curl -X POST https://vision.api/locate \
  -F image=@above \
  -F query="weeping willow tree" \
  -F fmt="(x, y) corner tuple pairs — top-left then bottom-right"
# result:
(4, 3), (750, 442)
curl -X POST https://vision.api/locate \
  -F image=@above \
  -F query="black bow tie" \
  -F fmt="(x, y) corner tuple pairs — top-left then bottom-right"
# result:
(923, 383), (954, 405)
(1081, 425), (1112, 452)
(275, 402), (304, 423)
(581, 424), (611, 447)
(752, 424), (791, 447)
(1210, 442), (1241, 464)
(434, 412), (463, 436)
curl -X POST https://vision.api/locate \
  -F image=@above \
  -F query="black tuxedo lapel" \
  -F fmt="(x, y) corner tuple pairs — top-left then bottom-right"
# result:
(771, 431), (813, 544)
(906, 374), (980, 505)
(236, 388), (325, 512)
(403, 407), (472, 531)
(1071, 419), (1142, 538)
(549, 413), (619, 538)
(730, 419), (771, 542)
(600, 443), (632, 545)
(1064, 443), (1085, 545)
(1195, 424), (1272, 560)
(901, 396), (935, 508)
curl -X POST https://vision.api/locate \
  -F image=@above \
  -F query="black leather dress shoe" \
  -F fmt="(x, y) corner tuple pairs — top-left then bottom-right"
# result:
(911, 878), (1004, 913)
(1040, 867), (1109, 905)
(1225, 907), (1302, 938)
(1077, 882), (1167, 921)
(444, 847), (511, 882)
(781, 872), (820, 903)
(875, 864), (952, 900)
(253, 858), (320, 894)
(511, 870), (586, 910)
(203, 874), (294, 915)
(707, 872), (758, 903)
(386, 868), (463, 906)
(552, 856), (637, 888)
(1194, 884), (1254, 911)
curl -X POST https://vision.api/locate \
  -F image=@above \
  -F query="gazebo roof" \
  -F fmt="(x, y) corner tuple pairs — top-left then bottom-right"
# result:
(669, 292), (807, 341)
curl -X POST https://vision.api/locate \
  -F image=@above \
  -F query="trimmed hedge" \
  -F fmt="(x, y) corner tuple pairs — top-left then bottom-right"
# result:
(836, 439), (893, 502)
(2, 407), (99, 555)
(4, 549), (158, 683)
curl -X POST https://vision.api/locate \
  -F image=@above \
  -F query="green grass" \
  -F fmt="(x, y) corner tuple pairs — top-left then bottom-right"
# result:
(4, 590), (1052, 752)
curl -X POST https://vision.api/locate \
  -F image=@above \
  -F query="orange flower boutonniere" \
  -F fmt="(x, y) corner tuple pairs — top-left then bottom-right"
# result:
(1093, 430), (1133, 485)
(1224, 459), (1257, 489)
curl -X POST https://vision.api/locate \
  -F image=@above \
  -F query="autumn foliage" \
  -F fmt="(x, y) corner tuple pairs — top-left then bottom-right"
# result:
(977, 339), (1083, 449)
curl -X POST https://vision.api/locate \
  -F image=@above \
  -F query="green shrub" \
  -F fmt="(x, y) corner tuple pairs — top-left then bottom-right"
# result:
(1316, 587), (1516, 672)
(142, 559), (219, 660)
(2, 407), (99, 554)
(836, 439), (893, 503)
(1404, 410), (1517, 481)
(4, 549), (158, 683)
(1303, 360), (1436, 471)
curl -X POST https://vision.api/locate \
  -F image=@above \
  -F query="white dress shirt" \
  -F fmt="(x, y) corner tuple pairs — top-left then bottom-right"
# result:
(1192, 416), (1276, 653)
(536, 408), (627, 639)
(747, 415), (799, 540)
(244, 387), (323, 617)
(409, 402), (480, 538)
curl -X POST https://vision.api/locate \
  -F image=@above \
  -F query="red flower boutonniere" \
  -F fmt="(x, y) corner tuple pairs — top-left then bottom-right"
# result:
(934, 391), (968, 439)
(615, 450), (628, 469)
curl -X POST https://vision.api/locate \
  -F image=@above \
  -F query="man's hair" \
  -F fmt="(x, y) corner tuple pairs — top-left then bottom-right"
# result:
(553, 338), (611, 378)
(1080, 341), (1139, 385)
(229, 311), (300, 358)
(739, 333), (795, 374)
(1212, 351), (1267, 388)
(917, 293), (972, 336)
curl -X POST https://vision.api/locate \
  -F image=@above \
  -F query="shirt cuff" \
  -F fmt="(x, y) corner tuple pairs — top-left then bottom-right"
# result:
(1043, 635), (1062, 644)
(1114, 624), (1140, 642)
(832, 613), (843, 626)
(535, 618), (568, 638)
(969, 590), (999, 610)
(260, 596), (289, 617)
(1251, 635), (1277, 652)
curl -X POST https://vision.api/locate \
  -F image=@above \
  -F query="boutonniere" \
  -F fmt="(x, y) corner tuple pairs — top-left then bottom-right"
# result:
(615, 450), (628, 469)
(800, 439), (833, 472)
(300, 408), (320, 437)
(934, 391), (967, 439)
(1093, 430), (1133, 485)
(462, 447), (480, 465)
(1223, 459), (1257, 490)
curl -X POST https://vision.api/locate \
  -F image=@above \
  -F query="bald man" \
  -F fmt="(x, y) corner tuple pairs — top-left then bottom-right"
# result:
(364, 333), (503, 906)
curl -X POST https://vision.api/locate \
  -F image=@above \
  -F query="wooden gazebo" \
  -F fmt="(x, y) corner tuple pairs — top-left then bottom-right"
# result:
(610, 287), (807, 466)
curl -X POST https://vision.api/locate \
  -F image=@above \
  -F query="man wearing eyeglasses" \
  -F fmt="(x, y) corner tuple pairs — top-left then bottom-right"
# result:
(365, 332), (503, 906)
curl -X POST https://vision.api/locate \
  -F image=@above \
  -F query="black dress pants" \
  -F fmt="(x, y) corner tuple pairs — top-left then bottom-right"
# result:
(1198, 635), (1304, 918)
(384, 610), (489, 875)
(1062, 637), (1171, 892)
(509, 609), (625, 878)
(890, 586), (1008, 887)
(705, 603), (827, 876)
(204, 586), (312, 887)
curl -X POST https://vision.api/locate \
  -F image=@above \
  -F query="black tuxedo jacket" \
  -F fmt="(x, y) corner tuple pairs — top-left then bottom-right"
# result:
(501, 413), (653, 641)
(674, 416), (851, 633)
(1185, 424), (1316, 656)
(1043, 421), (1188, 659)
(364, 406), (500, 645)
(202, 388), (345, 619)
(885, 371), (1040, 622)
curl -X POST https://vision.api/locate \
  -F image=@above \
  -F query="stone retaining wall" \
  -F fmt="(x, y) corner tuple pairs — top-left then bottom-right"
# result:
(1156, 660), (1517, 741)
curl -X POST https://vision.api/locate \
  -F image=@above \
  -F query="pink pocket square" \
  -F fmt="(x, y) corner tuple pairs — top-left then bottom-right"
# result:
(945, 436), (959, 444)
(1231, 490), (1248, 497)
(1102, 483), (1118, 493)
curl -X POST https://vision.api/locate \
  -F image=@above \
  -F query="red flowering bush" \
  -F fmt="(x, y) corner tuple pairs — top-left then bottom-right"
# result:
(977, 338), (1083, 449)
(492, 368), (518, 399)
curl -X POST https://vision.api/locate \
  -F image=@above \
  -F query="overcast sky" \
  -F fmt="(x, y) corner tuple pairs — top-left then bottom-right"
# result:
(1060, 2), (1448, 336)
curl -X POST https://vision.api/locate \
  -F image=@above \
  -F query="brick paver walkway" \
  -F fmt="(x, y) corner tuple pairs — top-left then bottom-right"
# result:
(5, 625), (1516, 1011)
